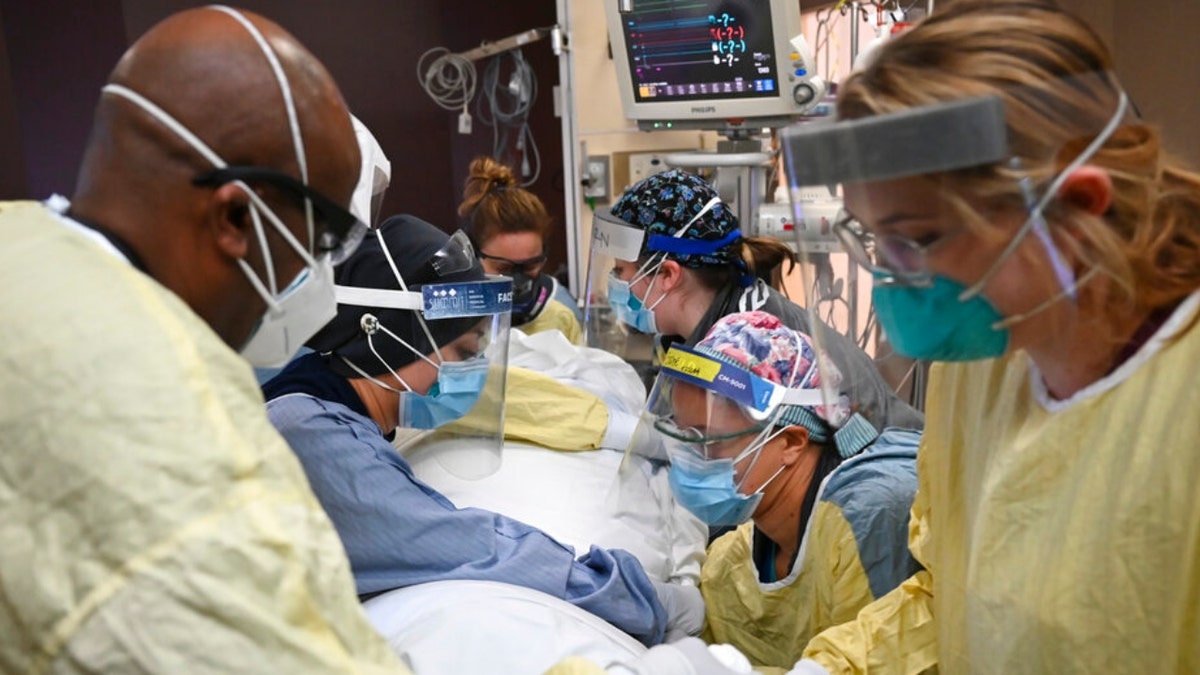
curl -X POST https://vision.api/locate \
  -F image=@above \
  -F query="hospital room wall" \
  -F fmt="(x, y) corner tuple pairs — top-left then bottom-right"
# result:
(0, 0), (572, 281)
(1056, 0), (1199, 164)
(0, 7), (27, 200)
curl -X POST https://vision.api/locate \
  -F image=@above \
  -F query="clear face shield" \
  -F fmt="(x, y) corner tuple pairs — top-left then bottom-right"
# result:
(582, 208), (652, 359)
(583, 197), (725, 360)
(781, 81), (1129, 363)
(335, 229), (513, 479)
(629, 344), (824, 527)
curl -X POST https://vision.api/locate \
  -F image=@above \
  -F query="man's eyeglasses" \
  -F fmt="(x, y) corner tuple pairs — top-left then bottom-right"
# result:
(832, 211), (946, 287)
(193, 166), (367, 261)
(654, 417), (766, 461)
(477, 250), (548, 276)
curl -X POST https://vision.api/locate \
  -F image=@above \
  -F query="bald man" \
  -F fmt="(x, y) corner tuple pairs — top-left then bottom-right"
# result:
(0, 7), (404, 673)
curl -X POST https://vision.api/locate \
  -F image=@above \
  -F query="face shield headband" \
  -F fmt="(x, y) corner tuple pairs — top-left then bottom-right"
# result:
(783, 81), (1130, 361)
(659, 343), (823, 422)
(332, 230), (511, 427)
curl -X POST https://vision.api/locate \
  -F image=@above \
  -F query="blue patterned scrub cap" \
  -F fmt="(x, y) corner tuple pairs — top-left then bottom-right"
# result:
(608, 169), (746, 273)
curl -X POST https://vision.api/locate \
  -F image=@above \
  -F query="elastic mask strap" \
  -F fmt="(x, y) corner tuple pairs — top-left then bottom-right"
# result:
(750, 463), (788, 497)
(247, 206), (277, 295)
(628, 254), (667, 309)
(674, 196), (722, 240)
(100, 84), (225, 167)
(241, 180), (320, 268)
(209, 5), (313, 247)
(234, 181), (321, 312)
(1016, 162), (1079, 301)
(340, 354), (408, 395)
(732, 408), (788, 489)
(237, 258), (282, 315)
(960, 90), (1129, 302)
(992, 266), (1101, 330)
(373, 320), (442, 372)
(377, 229), (444, 365)
(631, 195), (724, 307)
(104, 84), (318, 289)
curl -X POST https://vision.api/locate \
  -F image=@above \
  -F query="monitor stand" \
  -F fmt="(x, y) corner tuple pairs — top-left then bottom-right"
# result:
(663, 128), (772, 230)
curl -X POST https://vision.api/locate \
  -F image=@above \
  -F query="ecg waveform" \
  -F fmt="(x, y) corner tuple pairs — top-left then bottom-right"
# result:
(621, 0), (779, 103)
(627, 11), (748, 75)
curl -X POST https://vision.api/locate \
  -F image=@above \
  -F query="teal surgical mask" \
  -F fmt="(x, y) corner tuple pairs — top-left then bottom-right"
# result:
(872, 273), (1009, 361)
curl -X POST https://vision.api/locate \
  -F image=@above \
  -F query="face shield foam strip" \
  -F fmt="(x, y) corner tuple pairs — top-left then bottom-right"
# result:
(781, 95), (1009, 187)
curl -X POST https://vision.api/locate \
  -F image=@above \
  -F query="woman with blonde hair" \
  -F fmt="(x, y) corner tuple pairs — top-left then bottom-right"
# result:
(779, 1), (1200, 673)
(459, 155), (583, 343)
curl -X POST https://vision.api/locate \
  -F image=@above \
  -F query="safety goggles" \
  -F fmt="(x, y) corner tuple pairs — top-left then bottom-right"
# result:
(477, 249), (548, 276)
(194, 165), (369, 264)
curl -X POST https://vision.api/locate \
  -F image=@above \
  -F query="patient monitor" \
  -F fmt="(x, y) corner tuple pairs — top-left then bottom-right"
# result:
(606, 0), (828, 133)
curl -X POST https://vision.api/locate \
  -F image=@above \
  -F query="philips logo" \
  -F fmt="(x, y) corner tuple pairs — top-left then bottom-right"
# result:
(690, 106), (717, 114)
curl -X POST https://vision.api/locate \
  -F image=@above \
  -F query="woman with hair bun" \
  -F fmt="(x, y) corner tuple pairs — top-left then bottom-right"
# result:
(459, 156), (583, 343)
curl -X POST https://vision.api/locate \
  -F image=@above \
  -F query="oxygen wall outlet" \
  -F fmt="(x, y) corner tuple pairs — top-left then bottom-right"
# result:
(583, 155), (610, 202)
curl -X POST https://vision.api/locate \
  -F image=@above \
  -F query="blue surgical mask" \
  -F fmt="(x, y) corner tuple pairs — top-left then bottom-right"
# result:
(665, 434), (787, 527)
(399, 357), (490, 430)
(872, 273), (1008, 361)
(607, 274), (659, 334)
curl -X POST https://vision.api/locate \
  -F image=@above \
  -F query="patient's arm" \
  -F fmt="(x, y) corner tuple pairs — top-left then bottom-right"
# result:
(268, 393), (669, 646)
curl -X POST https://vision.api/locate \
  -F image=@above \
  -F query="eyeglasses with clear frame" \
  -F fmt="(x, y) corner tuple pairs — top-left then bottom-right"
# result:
(831, 210), (950, 287)
(653, 416), (767, 461)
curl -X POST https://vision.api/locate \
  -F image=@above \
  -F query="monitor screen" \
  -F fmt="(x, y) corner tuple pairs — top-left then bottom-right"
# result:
(622, 4), (781, 105)
(606, 0), (820, 130)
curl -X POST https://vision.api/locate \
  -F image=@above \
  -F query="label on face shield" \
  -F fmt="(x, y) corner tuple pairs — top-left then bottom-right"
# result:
(662, 345), (778, 413)
(422, 278), (514, 319)
(592, 217), (646, 260)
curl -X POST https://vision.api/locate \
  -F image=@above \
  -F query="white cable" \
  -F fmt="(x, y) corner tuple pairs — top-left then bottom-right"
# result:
(476, 48), (540, 186)
(417, 47), (477, 112)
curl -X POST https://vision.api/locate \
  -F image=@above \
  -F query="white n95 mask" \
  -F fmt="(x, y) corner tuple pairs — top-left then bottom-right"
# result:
(100, 6), (339, 368)
(239, 255), (337, 367)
